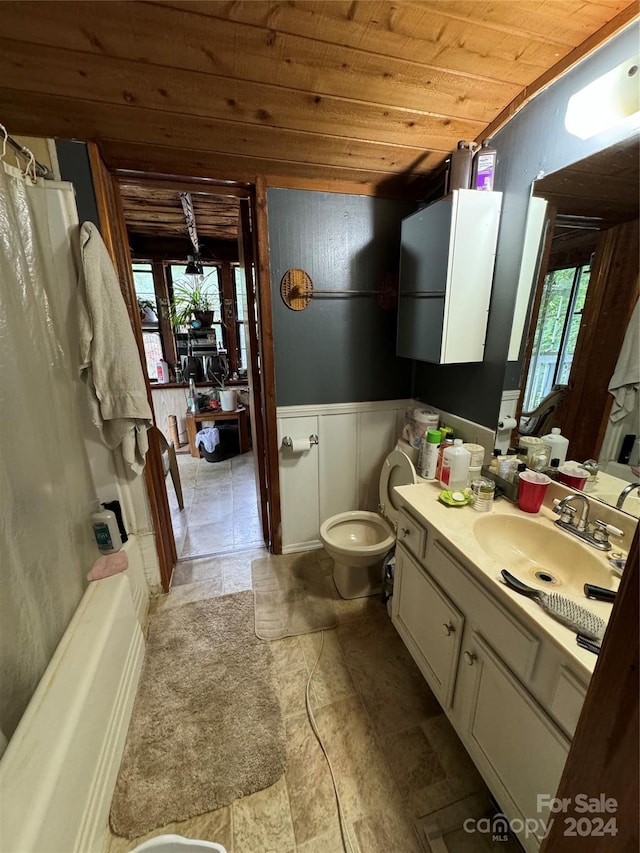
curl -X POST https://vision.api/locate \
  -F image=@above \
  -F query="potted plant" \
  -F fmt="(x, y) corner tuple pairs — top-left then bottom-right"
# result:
(171, 275), (216, 328)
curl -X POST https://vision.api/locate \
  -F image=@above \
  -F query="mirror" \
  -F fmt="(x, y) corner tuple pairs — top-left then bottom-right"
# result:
(515, 133), (640, 517)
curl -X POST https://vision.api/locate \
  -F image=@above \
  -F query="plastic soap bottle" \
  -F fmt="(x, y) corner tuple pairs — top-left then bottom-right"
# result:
(541, 427), (569, 466)
(91, 502), (121, 554)
(420, 429), (442, 480)
(449, 141), (475, 191)
(440, 439), (471, 491)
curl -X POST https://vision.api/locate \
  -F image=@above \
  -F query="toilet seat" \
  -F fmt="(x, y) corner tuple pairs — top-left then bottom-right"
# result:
(379, 449), (418, 526)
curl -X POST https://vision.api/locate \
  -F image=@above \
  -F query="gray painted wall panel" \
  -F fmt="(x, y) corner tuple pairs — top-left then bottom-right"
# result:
(413, 23), (638, 428)
(268, 189), (414, 406)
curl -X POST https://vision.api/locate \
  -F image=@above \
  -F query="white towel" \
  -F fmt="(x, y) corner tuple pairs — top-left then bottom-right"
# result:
(78, 222), (152, 474)
(195, 427), (220, 454)
(608, 297), (640, 422)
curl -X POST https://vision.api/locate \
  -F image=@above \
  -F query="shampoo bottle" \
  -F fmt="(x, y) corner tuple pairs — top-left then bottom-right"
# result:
(471, 140), (497, 191)
(440, 439), (471, 491)
(91, 502), (121, 554)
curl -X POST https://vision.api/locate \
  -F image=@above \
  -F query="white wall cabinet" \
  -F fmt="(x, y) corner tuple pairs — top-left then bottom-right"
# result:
(397, 189), (502, 364)
(392, 506), (584, 852)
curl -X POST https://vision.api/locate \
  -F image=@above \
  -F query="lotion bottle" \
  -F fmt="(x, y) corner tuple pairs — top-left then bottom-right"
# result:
(91, 502), (121, 554)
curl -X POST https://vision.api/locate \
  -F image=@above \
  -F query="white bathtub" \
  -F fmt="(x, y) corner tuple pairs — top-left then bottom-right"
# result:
(0, 537), (149, 853)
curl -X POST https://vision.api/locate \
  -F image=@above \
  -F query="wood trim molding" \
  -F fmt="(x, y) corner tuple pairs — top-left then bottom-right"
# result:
(88, 143), (176, 591)
(254, 177), (282, 553)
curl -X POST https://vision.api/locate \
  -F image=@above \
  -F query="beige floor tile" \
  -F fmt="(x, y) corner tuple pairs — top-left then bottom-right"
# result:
(312, 695), (402, 824)
(352, 806), (424, 853)
(421, 715), (485, 796)
(108, 806), (232, 853)
(299, 630), (356, 708)
(223, 564), (253, 594)
(172, 556), (223, 587)
(232, 775), (295, 853)
(155, 576), (225, 612)
(181, 520), (235, 556)
(337, 611), (441, 735)
(295, 825), (350, 853)
(407, 777), (467, 821)
(271, 637), (315, 717)
(283, 712), (340, 846)
(379, 725), (447, 798)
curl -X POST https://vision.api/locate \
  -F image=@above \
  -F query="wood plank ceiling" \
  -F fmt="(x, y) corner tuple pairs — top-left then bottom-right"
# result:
(0, 1), (637, 198)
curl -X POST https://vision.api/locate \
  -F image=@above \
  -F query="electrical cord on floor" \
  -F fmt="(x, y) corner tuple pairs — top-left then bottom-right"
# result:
(305, 630), (357, 853)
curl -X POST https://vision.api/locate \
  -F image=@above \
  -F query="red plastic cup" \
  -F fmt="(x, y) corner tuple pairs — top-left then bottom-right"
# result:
(518, 471), (551, 513)
(557, 466), (588, 490)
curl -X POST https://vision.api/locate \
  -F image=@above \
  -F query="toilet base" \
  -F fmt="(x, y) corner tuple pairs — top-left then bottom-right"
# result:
(333, 558), (384, 600)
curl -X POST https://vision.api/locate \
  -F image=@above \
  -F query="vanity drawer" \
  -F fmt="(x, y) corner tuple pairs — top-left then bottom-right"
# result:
(428, 538), (539, 682)
(397, 507), (426, 560)
(549, 666), (588, 737)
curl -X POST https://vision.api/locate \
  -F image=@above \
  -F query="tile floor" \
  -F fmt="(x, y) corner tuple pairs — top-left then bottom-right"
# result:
(168, 450), (263, 561)
(109, 550), (512, 853)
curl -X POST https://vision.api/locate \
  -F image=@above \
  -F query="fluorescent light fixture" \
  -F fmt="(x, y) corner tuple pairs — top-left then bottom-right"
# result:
(565, 54), (640, 139)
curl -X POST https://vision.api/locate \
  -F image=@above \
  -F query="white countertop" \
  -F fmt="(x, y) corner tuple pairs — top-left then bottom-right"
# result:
(393, 480), (634, 680)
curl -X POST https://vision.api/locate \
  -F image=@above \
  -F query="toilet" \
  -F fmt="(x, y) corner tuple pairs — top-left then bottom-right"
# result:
(320, 447), (418, 599)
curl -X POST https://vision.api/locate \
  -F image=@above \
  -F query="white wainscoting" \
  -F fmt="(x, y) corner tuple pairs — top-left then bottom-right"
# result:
(277, 400), (413, 552)
(277, 399), (497, 552)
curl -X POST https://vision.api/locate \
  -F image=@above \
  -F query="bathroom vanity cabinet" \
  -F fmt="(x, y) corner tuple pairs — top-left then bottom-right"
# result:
(393, 504), (589, 852)
(396, 189), (502, 364)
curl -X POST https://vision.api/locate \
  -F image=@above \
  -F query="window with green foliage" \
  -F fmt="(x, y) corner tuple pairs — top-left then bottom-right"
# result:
(523, 262), (591, 411)
(132, 261), (163, 380)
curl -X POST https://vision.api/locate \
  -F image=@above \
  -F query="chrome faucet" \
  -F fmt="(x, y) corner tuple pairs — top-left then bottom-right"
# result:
(553, 493), (623, 551)
(555, 493), (590, 531)
(616, 482), (640, 510)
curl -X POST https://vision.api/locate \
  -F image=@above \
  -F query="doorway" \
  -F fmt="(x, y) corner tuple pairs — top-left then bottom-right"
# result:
(119, 178), (272, 573)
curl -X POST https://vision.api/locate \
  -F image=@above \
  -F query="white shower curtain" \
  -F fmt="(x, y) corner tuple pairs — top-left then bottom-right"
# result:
(0, 161), (97, 745)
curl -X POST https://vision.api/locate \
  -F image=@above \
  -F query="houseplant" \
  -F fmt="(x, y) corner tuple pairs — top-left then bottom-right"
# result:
(171, 274), (216, 328)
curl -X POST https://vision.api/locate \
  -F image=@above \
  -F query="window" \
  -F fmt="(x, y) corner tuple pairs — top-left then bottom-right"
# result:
(234, 265), (247, 370)
(132, 261), (163, 380)
(523, 262), (591, 411)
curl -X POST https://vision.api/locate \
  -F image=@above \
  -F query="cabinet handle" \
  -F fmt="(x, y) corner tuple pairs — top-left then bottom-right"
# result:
(400, 527), (410, 537)
(442, 622), (455, 637)
(464, 651), (477, 666)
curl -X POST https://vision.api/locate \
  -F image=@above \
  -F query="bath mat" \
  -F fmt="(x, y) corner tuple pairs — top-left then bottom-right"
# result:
(110, 591), (286, 839)
(252, 551), (337, 640)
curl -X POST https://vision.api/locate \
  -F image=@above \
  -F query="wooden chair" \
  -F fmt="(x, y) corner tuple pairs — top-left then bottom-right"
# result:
(151, 426), (184, 510)
(520, 385), (566, 437)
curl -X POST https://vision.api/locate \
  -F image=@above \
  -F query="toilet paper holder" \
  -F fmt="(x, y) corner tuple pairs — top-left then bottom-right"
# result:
(282, 434), (319, 448)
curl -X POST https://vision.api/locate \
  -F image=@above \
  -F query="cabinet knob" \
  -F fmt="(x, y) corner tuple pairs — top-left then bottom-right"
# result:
(464, 651), (477, 666)
(400, 527), (410, 537)
(442, 622), (455, 637)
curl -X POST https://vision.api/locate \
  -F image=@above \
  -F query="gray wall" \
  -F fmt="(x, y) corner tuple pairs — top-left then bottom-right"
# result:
(268, 189), (415, 406)
(55, 140), (100, 226)
(414, 23), (638, 427)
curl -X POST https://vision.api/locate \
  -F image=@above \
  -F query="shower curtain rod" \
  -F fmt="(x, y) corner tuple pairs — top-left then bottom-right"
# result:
(1, 126), (52, 179)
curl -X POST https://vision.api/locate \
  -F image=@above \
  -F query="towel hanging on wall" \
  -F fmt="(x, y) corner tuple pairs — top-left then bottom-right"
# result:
(608, 296), (640, 422)
(77, 221), (152, 474)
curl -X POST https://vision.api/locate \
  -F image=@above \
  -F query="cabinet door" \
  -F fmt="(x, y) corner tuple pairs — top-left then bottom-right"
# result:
(396, 199), (452, 362)
(392, 546), (463, 708)
(460, 631), (569, 852)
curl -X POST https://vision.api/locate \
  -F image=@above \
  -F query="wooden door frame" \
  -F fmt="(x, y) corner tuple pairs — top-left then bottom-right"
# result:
(106, 166), (282, 555)
(88, 144), (177, 591)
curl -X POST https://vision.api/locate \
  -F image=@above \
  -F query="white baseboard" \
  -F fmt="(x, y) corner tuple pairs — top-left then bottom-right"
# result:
(282, 539), (323, 555)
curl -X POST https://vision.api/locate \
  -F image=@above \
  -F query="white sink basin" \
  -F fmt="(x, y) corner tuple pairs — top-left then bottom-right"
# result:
(473, 514), (615, 595)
